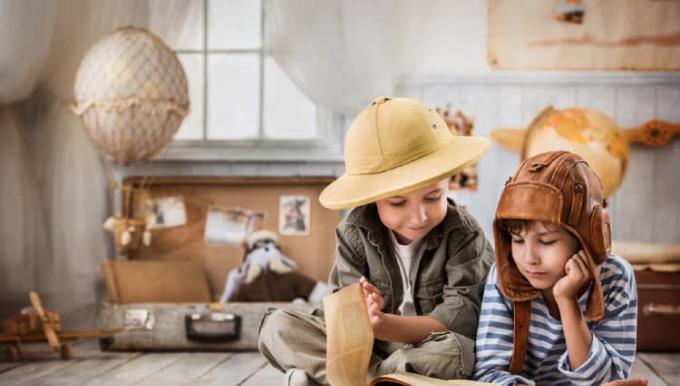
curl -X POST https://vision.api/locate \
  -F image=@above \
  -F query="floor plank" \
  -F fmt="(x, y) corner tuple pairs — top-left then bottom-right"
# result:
(0, 362), (21, 374)
(192, 352), (267, 386)
(639, 353), (680, 386)
(17, 352), (143, 386)
(134, 352), (232, 386)
(0, 357), (80, 385)
(81, 353), (186, 386)
(631, 357), (669, 386)
(1, 350), (678, 386)
(241, 363), (283, 385)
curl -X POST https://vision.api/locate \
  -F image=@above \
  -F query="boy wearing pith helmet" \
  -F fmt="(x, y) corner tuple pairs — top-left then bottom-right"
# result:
(474, 151), (638, 385)
(258, 97), (495, 385)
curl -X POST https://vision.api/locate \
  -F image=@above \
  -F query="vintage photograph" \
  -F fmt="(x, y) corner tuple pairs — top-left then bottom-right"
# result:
(204, 207), (265, 246)
(144, 196), (187, 229)
(278, 195), (311, 236)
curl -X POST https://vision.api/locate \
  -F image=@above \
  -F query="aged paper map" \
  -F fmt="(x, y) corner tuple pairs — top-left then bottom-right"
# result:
(488, 0), (680, 70)
(323, 283), (493, 386)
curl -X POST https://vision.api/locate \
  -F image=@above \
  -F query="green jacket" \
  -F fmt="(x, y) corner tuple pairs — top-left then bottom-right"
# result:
(328, 199), (494, 339)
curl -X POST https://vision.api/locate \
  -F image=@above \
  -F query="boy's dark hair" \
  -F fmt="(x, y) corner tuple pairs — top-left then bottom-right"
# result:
(501, 219), (527, 235)
(501, 219), (563, 236)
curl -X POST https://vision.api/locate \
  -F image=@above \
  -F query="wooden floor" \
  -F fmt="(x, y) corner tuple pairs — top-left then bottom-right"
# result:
(0, 340), (678, 385)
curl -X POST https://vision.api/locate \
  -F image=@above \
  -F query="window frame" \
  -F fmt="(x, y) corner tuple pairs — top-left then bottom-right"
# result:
(158, 0), (344, 162)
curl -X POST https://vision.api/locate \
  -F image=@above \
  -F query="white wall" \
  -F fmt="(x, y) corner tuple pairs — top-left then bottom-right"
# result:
(407, 0), (491, 76)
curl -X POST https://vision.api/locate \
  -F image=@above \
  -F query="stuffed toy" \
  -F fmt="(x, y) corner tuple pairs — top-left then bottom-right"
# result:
(219, 230), (329, 303)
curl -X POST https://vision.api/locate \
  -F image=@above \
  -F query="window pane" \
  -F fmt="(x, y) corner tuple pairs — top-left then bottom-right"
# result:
(207, 54), (260, 140)
(149, 0), (204, 50)
(263, 58), (317, 139)
(208, 0), (261, 49)
(174, 53), (204, 140)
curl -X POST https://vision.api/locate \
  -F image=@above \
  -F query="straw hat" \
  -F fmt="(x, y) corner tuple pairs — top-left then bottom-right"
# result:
(319, 97), (490, 209)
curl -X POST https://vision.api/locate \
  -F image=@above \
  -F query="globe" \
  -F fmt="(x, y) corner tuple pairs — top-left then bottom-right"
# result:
(523, 107), (630, 198)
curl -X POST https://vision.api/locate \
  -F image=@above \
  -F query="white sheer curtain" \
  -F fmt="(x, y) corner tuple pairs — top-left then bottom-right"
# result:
(0, 107), (52, 315)
(264, 0), (432, 114)
(0, 0), (56, 103)
(0, 0), (160, 325)
(36, 0), (149, 325)
(0, 0), (56, 317)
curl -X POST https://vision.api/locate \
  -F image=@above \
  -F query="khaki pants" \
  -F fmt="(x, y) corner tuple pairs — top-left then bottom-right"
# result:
(258, 308), (475, 386)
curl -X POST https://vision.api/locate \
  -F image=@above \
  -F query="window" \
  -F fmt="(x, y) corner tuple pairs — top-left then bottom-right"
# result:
(148, 0), (342, 160)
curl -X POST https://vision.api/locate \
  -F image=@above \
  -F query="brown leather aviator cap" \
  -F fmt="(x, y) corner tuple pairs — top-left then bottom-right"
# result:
(494, 150), (611, 319)
(494, 151), (612, 373)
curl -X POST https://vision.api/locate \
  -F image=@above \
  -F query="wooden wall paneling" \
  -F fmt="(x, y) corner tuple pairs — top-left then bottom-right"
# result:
(494, 85), (525, 129)
(611, 86), (657, 243)
(421, 85), (460, 113)
(397, 84), (424, 101)
(453, 85), (506, 239)
(486, 85), (527, 226)
(652, 86), (680, 243)
(520, 85), (577, 126)
(575, 86), (616, 117)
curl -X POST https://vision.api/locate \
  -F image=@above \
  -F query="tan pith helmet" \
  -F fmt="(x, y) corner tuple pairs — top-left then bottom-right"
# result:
(319, 97), (490, 209)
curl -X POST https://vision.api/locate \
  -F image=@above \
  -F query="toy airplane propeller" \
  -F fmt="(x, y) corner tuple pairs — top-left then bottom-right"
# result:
(0, 291), (120, 361)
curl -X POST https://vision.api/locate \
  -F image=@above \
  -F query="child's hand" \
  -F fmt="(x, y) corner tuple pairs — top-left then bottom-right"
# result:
(553, 250), (592, 301)
(359, 277), (386, 331)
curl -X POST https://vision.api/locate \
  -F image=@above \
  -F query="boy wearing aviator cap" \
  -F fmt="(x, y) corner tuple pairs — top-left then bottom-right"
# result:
(258, 97), (495, 385)
(474, 151), (638, 385)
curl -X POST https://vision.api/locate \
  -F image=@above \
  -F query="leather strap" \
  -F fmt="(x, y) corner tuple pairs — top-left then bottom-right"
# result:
(509, 300), (532, 374)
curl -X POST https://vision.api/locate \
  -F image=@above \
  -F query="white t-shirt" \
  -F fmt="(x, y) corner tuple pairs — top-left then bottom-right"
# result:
(389, 231), (424, 316)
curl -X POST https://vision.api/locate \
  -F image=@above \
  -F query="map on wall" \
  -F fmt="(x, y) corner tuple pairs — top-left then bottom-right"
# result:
(487, 0), (680, 70)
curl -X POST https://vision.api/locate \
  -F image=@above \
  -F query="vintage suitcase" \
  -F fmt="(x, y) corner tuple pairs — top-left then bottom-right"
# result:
(635, 267), (680, 351)
(98, 301), (314, 351)
(98, 176), (339, 351)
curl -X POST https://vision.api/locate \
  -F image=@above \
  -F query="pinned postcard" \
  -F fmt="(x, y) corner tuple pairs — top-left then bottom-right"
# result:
(204, 207), (265, 246)
(279, 195), (310, 236)
(145, 196), (187, 229)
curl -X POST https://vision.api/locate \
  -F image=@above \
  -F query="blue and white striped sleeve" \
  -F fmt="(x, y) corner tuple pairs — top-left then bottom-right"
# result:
(474, 264), (535, 386)
(557, 255), (638, 385)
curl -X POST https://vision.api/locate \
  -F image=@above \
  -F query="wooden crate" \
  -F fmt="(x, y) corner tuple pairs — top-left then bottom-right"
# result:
(636, 268), (680, 351)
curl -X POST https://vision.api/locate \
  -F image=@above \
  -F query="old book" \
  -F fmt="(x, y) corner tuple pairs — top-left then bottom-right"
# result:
(323, 283), (494, 386)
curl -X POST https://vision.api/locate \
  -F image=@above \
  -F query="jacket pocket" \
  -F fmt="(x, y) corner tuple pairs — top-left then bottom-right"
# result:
(372, 277), (393, 311)
(415, 279), (444, 314)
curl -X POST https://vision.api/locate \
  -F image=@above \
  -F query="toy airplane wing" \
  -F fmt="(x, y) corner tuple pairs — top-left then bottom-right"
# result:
(490, 128), (526, 153)
(57, 328), (122, 340)
(29, 291), (61, 351)
(0, 328), (120, 344)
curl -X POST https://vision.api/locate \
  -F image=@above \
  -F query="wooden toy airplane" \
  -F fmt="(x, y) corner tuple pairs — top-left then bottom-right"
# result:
(0, 291), (119, 361)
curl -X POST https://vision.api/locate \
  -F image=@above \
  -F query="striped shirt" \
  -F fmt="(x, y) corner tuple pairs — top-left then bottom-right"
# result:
(474, 255), (637, 386)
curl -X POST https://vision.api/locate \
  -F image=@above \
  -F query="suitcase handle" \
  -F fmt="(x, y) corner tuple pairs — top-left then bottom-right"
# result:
(643, 303), (680, 316)
(185, 312), (241, 342)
